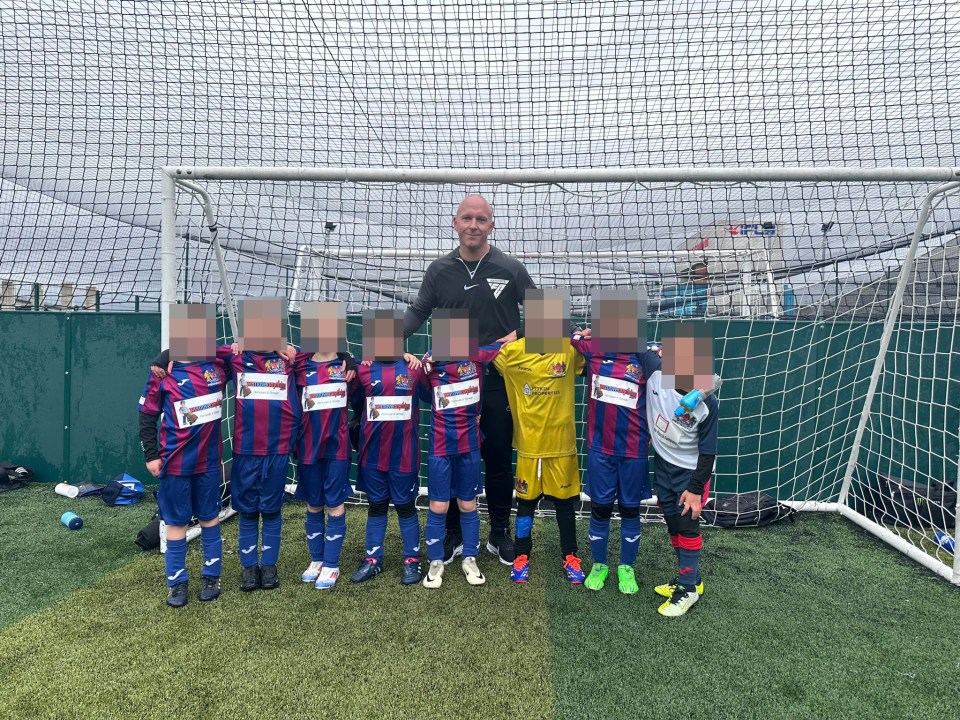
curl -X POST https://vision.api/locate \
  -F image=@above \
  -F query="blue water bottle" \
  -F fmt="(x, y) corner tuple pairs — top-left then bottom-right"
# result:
(60, 511), (83, 530)
(934, 531), (955, 554)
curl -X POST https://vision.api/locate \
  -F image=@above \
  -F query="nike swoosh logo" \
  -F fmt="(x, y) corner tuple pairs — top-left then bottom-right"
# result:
(588, 535), (603, 541)
(204, 557), (221, 566)
(325, 534), (343, 541)
(241, 545), (257, 554)
(464, 284), (479, 290)
(306, 371), (316, 377)
(177, 378), (189, 385)
(425, 539), (440, 545)
(365, 546), (381, 555)
(166, 569), (186, 581)
(306, 532), (322, 540)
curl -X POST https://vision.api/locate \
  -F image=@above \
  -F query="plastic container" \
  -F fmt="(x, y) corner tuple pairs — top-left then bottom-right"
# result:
(60, 511), (84, 530)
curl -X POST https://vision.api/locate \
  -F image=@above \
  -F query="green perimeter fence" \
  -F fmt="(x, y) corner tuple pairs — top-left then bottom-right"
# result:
(0, 311), (956, 505)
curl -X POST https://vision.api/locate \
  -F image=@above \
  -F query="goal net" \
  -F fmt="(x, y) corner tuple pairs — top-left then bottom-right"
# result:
(164, 168), (960, 583)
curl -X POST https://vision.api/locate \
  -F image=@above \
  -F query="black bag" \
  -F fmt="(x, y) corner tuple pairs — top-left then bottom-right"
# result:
(701, 491), (796, 527)
(0, 461), (33, 493)
(136, 512), (162, 551)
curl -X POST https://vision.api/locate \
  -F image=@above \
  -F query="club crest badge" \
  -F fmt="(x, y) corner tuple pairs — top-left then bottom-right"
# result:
(327, 364), (346, 381)
(264, 358), (286, 374)
(624, 363), (640, 382)
(203, 368), (223, 386)
(456, 361), (478, 380)
(549, 361), (567, 378)
(395, 374), (410, 390)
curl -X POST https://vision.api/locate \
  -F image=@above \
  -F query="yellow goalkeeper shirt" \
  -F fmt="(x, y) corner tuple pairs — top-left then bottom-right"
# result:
(492, 338), (585, 459)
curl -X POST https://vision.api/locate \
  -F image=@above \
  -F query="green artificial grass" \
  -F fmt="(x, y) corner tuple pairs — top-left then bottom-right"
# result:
(545, 513), (960, 720)
(0, 484), (156, 628)
(0, 503), (554, 720)
(1, 498), (958, 720)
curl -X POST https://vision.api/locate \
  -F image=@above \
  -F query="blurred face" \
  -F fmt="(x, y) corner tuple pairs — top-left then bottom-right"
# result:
(432, 311), (479, 361)
(662, 324), (714, 392)
(362, 309), (404, 361)
(169, 304), (216, 361)
(300, 301), (346, 354)
(453, 195), (494, 254)
(525, 288), (569, 354)
(239, 297), (287, 352)
(592, 289), (647, 354)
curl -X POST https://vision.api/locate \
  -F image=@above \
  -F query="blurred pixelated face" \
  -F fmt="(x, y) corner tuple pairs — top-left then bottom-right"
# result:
(592, 289), (648, 354)
(362, 309), (404, 361)
(432, 310), (478, 361)
(453, 195), (494, 253)
(169, 303), (216, 361)
(525, 288), (570, 354)
(238, 297), (287, 352)
(300, 301), (346, 354)
(662, 324), (714, 392)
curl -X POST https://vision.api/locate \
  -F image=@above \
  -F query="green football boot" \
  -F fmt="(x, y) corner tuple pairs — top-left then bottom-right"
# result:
(584, 563), (609, 591)
(617, 564), (639, 595)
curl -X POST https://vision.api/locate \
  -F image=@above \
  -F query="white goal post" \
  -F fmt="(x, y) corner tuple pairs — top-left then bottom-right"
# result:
(159, 166), (960, 584)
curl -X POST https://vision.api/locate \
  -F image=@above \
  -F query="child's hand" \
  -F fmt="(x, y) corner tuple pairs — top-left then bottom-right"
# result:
(679, 490), (702, 520)
(576, 328), (592, 339)
(341, 360), (356, 383)
(495, 329), (518, 344)
(151, 361), (173, 379)
(403, 353), (422, 371)
(281, 345), (297, 364)
(231, 342), (241, 355)
(145, 459), (162, 478)
(360, 359), (373, 367)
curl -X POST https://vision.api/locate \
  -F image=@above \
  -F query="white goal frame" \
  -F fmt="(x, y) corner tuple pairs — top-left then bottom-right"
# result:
(159, 165), (960, 584)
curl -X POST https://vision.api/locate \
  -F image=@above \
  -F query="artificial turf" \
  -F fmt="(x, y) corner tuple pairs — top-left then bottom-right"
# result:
(0, 492), (958, 720)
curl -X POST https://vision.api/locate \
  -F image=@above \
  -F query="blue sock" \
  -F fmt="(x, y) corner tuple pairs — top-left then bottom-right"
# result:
(425, 509), (447, 562)
(460, 508), (481, 558)
(305, 510), (325, 563)
(165, 537), (188, 587)
(619, 516), (642, 566)
(261, 513), (282, 567)
(676, 537), (702, 587)
(589, 515), (610, 565)
(200, 524), (222, 577)
(238, 514), (260, 568)
(365, 513), (388, 561)
(398, 513), (421, 560)
(323, 513), (347, 568)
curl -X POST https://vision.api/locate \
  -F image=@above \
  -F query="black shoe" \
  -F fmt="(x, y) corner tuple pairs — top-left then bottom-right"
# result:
(199, 575), (221, 602)
(442, 532), (464, 565)
(260, 565), (279, 590)
(486, 528), (516, 565)
(166, 581), (189, 608)
(240, 566), (261, 592)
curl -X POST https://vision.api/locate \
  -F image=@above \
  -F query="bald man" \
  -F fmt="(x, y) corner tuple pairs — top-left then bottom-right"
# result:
(404, 195), (536, 565)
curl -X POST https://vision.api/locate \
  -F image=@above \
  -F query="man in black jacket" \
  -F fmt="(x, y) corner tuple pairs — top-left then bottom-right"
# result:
(404, 195), (535, 565)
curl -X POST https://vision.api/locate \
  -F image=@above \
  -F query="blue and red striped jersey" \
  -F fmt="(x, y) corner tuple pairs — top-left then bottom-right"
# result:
(571, 335), (648, 458)
(217, 346), (299, 456)
(353, 360), (424, 474)
(293, 353), (358, 464)
(421, 345), (501, 457)
(137, 359), (229, 476)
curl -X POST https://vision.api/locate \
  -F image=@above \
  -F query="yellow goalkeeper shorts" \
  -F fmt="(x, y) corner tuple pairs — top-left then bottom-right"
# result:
(515, 454), (580, 501)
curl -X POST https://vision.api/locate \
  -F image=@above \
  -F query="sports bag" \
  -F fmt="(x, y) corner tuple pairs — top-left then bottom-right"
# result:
(701, 491), (796, 527)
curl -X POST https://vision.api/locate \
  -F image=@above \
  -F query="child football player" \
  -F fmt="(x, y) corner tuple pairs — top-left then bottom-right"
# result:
(139, 303), (228, 607)
(571, 289), (652, 594)
(419, 308), (506, 589)
(350, 308), (425, 586)
(493, 288), (587, 584)
(293, 301), (358, 590)
(641, 323), (720, 617)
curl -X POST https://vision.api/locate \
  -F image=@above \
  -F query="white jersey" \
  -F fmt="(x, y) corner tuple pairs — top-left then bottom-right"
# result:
(645, 369), (719, 470)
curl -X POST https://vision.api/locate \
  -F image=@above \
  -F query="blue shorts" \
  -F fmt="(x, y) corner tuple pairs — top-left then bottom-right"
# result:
(586, 450), (652, 507)
(427, 450), (482, 502)
(295, 458), (351, 509)
(653, 453), (710, 515)
(157, 466), (222, 526)
(357, 465), (418, 506)
(231, 453), (290, 514)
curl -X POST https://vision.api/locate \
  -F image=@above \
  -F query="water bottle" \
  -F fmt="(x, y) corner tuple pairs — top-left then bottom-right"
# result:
(934, 531), (955, 554)
(60, 511), (84, 530)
